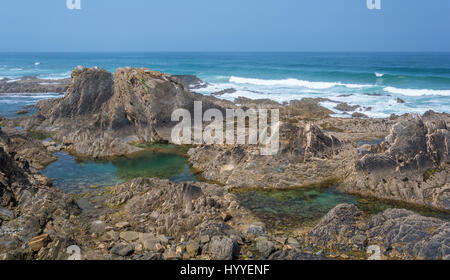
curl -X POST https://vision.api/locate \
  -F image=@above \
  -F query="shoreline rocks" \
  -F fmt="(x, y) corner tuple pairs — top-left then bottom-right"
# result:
(340, 114), (450, 211)
(0, 76), (69, 94)
(307, 204), (450, 260)
(0, 130), (81, 260)
(19, 67), (224, 158)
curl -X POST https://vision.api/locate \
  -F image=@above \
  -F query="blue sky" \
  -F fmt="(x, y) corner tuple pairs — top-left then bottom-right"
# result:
(1, 0), (449, 52)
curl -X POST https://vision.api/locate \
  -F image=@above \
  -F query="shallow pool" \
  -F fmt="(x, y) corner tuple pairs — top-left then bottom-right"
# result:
(42, 148), (196, 194)
(235, 187), (450, 230)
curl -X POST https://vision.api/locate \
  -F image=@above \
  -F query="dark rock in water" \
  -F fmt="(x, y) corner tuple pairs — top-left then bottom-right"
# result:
(20, 67), (224, 157)
(0, 77), (69, 94)
(340, 115), (450, 211)
(351, 112), (369, 119)
(335, 102), (360, 112)
(308, 204), (450, 260)
(211, 88), (237, 96)
(397, 98), (406, 104)
(16, 109), (29, 115)
(364, 93), (383, 97)
(172, 75), (207, 89)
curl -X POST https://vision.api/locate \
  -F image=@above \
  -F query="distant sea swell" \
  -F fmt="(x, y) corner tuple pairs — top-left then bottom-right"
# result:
(0, 52), (449, 118)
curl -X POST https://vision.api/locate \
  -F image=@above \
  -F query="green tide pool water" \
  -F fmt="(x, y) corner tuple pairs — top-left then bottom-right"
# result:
(42, 146), (196, 194)
(41, 144), (450, 229)
(234, 187), (450, 231)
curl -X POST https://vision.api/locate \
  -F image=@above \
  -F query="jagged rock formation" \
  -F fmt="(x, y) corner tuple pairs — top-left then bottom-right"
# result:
(20, 66), (223, 157)
(0, 127), (56, 170)
(79, 177), (331, 260)
(340, 114), (450, 211)
(0, 130), (81, 260)
(188, 122), (356, 189)
(307, 204), (450, 260)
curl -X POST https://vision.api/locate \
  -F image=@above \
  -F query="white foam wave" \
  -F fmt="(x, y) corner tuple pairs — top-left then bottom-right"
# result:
(384, 86), (450, 96)
(375, 72), (384, 78)
(38, 71), (72, 80)
(229, 76), (371, 90)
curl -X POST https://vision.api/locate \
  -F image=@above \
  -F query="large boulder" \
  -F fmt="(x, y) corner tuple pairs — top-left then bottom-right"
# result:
(307, 204), (450, 260)
(340, 115), (450, 211)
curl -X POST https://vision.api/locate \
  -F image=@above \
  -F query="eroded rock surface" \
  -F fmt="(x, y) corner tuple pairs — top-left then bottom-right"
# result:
(20, 67), (223, 157)
(307, 204), (450, 260)
(340, 114), (450, 211)
(189, 122), (356, 189)
(0, 131), (81, 260)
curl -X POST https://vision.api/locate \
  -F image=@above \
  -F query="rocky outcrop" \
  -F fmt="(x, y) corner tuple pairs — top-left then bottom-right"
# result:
(0, 130), (81, 260)
(0, 76), (69, 94)
(340, 114), (450, 211)
(172, 75), (207, 90)
(0, 127), (56, 170)
(188, 122), (356, 189)
(307, 204), (450, 260)
(20, 66), (223, 157)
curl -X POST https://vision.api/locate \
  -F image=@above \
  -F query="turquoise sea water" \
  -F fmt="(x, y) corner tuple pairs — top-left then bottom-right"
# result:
(0, 52), (449, 118)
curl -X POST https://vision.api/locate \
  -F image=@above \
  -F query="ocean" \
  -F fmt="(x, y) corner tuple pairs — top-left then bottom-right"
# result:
(1, 52), (449, 118)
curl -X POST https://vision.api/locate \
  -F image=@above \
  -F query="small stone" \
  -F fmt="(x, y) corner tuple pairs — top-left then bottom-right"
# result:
(157, 235), (169, 245)
(247, 225), (265, 236)
(176, 245), (184, 255)
(28, 234), (50, 252)
(255, 237), (275, 258)
(0, 207), (14, 221)
(206, 236), (239, 260)
(397, 98), (405, 104)
(200, 235), (210, 244)
(115, 222), (130, 229)
(106, 230), (120, 241)
(120, 231), (140, 242)
(186, 240), (200, 257)
(90, 220), (107, 234)
(221, 212), (232, 222)
(111, 243), (134, 257)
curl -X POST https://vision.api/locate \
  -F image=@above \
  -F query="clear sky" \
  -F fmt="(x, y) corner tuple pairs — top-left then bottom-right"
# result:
(1, 0), (449, 52)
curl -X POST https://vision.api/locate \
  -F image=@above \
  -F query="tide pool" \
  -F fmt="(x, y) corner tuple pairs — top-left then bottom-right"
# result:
(235, 187), (450, 231)
(42, 148), (196, 194)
